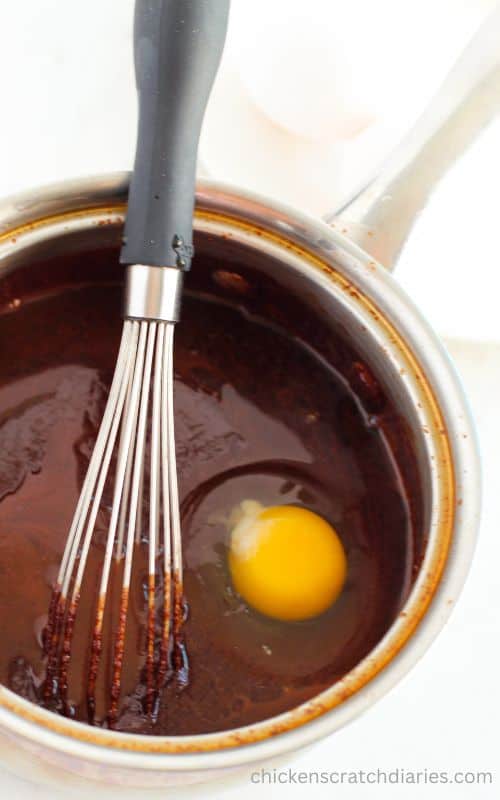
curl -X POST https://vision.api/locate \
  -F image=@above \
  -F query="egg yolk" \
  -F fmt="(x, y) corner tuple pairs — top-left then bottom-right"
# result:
(228, 501), (347, 622)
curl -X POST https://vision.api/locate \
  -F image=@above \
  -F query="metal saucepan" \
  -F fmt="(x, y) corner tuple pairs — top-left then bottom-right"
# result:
(0, 4), (498, 789)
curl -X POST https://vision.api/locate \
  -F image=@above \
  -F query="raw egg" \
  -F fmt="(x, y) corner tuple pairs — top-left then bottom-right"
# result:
(228, 501), (347, 622)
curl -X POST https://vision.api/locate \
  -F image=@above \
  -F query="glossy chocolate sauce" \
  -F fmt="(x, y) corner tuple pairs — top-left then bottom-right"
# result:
(0, 242), (423, 734)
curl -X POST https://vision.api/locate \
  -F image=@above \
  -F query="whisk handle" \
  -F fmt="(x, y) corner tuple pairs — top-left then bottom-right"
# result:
(120, 0), (229, 270)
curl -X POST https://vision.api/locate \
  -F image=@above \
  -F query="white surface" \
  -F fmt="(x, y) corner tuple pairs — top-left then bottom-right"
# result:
(0, 0), (498, 796)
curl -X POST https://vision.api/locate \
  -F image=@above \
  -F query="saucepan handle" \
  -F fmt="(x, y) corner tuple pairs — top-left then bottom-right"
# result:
(325, 3), (500, 271)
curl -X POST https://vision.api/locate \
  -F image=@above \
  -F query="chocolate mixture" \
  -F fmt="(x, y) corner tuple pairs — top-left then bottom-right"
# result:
(0, 242), (422, 735)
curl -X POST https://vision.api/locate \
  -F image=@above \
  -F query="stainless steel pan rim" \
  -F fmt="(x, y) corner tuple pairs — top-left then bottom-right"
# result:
(0, 175), (480, 774)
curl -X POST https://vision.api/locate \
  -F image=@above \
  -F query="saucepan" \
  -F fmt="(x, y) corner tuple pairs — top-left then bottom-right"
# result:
(0, 3), (497, 789)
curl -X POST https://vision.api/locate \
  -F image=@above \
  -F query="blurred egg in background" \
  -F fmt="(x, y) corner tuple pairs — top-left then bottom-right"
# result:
(200, 0), (493, 212)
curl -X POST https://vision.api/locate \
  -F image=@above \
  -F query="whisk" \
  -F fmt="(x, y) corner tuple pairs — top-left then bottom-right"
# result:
(43, 0), (229, 725)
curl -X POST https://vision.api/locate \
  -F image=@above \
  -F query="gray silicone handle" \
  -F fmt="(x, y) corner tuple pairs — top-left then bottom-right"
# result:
(120, 0), (230, 270)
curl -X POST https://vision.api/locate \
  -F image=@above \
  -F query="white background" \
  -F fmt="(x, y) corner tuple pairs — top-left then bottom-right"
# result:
(0, 1), (498, 797)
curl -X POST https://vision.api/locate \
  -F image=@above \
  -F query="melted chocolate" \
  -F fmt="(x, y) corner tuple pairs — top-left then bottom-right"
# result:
(0, 242), (422, 735)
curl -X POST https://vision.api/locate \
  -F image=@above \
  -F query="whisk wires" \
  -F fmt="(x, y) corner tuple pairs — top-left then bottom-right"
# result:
(43, 319), (184, 726)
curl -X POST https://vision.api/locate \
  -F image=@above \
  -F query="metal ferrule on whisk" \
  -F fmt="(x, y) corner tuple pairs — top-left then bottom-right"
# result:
(124, 264), (184, 323)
